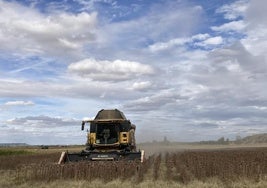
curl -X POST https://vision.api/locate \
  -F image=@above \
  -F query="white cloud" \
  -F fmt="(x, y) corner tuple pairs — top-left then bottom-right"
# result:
(191, 33), (210, 41)
(148, 33), (217, 52)
(211, 20), (246, 32)
(241, 0), (267, 57)
(68, 58), (155, 81)
(216, 0), (248, 20)
(0, 77), (151, 100)
(195, 36), (223, 47)
(242, 27), (267, 57)
(0, 1), (97, 59)
(2, 115), (83, 145)
(245, 0), (266, 26)
(6, 115), (78, 127)
(129, 81), (152, 91)
(124, 89), (185, 111)
(148, 38), (189, 52)
(4, 100), (34, 106)
(95, 1), (204, 57)
(203, 36), (223, 45)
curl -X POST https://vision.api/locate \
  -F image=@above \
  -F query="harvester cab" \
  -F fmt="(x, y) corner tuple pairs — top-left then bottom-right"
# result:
(58, 109), (144, 164)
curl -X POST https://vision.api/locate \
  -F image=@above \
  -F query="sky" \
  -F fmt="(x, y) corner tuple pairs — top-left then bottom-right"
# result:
(0, 0), (267, 145)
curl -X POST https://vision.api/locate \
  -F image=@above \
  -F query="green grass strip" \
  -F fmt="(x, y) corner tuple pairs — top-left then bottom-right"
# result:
(0, 149), (33, 156)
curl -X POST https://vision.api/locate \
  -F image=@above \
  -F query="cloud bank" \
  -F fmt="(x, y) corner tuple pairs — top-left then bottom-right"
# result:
(1, 0), (267, 144)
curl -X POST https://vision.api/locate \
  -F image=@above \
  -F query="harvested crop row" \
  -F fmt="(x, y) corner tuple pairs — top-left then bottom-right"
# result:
(166, 147), (267, 183)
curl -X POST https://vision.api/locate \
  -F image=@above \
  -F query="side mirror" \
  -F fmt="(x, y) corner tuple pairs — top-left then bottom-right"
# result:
(81, 121), (85, 130)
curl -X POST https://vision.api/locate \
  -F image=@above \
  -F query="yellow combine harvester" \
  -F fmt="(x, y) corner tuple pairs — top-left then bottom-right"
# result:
(59, 109), (144, 163)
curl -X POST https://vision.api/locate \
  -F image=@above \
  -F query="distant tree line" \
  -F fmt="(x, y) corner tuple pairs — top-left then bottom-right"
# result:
(199, 137), (230, 145)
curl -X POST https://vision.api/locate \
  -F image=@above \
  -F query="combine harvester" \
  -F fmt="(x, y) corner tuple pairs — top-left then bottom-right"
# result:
(59, 109), (144, 163)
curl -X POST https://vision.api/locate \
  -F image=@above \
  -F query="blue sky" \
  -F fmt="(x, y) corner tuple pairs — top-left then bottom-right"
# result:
(1, 0), (267, 145)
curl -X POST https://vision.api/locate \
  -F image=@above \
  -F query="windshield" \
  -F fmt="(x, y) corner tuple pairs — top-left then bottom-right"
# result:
(95, 123), (119, 144)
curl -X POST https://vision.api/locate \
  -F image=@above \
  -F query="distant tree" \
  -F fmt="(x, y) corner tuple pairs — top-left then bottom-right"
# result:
(163, 136), (170, 145)
(235, 135), (242, 144)
(217, 137), (225, 144)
